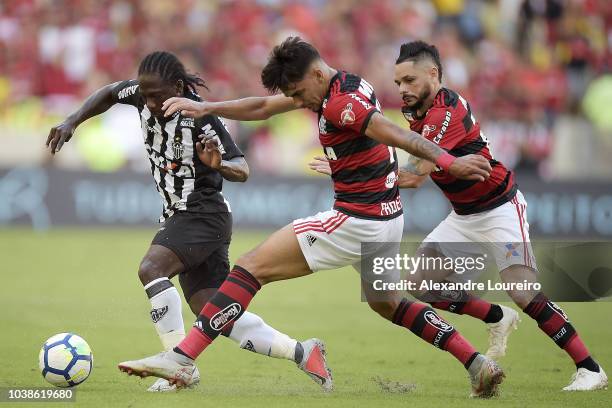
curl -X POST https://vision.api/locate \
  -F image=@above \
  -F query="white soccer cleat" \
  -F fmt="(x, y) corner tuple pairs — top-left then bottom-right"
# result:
(562, 367), (608, 391)
(297, 338), (333, 392)
(469, 356), (505, 398)
(147, 366), (201, 392)
(118, 351), (197, 388)
(485, 305), (520, 360)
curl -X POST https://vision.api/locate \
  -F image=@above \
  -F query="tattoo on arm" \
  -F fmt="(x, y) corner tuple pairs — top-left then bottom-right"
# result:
(402, 132), (444, 163)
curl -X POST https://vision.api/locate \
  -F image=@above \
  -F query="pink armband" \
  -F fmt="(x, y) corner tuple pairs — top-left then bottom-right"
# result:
(435, 152), (456, 171)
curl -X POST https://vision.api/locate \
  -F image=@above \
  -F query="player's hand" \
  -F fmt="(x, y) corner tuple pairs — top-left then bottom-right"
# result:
(308, 156), (332, 176)
(46, 120), (76, 155)
(163, 97), (210, 118)
(448, 154), (491, 181)
(196, 135), (222, 169)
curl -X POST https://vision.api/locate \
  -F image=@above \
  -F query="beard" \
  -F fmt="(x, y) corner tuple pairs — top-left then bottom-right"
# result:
(403, 86), (432, 112)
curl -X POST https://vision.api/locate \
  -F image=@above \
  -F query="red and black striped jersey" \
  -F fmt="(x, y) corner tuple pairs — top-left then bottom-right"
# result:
(403, 87), (517, 215)
(320, 71), (402, 220)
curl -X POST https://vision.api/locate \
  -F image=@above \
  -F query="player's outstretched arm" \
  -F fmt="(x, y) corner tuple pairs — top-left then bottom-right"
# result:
(308, 155), (427, 189)
(46, 82), (120, 154)
(364, 112), (491, 181)
(163, 94), (298, 121)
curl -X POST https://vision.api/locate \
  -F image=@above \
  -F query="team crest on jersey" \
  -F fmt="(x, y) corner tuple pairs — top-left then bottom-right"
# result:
(422, 124), (436, 138)
(340, 103), (355, 126)
(172, 141), (184, 160)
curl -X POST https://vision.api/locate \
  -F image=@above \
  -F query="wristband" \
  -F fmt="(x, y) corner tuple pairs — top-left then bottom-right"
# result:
(435, 152), (456, 171)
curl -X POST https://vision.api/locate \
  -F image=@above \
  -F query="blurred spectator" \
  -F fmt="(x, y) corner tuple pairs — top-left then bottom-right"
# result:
(0, 0), (610, 179)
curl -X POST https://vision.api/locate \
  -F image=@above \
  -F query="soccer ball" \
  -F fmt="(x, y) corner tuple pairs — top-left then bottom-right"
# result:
(38, 333), (93, 387)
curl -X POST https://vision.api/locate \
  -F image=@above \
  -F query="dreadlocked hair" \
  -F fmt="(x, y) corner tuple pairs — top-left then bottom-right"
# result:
(138, 51), (208, 95)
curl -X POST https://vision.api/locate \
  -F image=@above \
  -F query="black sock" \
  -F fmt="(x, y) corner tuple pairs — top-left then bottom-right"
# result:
(464, 352), (480, 370)
(173, 346), (192, 359)
(576, 356), (600, 372)
(484, 304), (504, 324)
(293, 342), (304, 363)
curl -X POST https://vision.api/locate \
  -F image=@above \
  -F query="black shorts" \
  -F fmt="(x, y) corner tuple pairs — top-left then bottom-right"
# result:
(151, 211), (232, 301)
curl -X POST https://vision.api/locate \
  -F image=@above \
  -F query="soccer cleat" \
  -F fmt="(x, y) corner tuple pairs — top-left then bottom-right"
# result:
(562, 367), (608, 391)
(485, 305), (520, 360)
(469, 356), (505, 398)
(297, 338), (333, 392)
(147, 366), (201, 392)
(118, 351), (197, 388)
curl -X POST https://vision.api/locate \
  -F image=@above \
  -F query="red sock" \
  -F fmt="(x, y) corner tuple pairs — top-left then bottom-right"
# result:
(445, 332), (479, 366)
(524, 293), (590, 364)
(428, 290), (502, 323)
(392, 299), (478, 367)
(177, 266), (260, 359)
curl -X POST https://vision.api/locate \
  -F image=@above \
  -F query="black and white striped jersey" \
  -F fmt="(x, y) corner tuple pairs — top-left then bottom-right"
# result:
(112, 79), (243, 221)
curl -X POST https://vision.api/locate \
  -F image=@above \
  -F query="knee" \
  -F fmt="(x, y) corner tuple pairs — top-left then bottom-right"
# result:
(235, 251), (269, 286)
(367, 300), (399, 321)
(506, 290), (533, 310)
(138, 257), (166, 286)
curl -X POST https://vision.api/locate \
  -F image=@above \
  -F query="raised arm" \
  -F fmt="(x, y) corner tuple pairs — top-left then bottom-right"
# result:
(46, 82), (121, 154)
(364, 112), (491, 181)
(162, 94), (298, 121)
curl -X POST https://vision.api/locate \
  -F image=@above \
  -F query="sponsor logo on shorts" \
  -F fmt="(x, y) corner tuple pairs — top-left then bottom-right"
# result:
(150, 306), (169, 323)
(210, 303), (242, 331)
(306, 234), (317, 246)
(424, 310), (454, 332)
(505, 243), (520, 258)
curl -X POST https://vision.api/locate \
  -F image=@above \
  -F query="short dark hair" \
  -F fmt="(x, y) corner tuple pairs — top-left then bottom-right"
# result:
(138, 51), (208, 95)
(396, 41), (443, 81)
(261, 37), (320, 93)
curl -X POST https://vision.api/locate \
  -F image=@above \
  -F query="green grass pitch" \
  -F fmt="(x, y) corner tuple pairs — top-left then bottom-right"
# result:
(0, 228), (610, 407)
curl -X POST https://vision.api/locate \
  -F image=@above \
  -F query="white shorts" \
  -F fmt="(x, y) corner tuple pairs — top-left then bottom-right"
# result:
(423, 190), (537, 279)
(293, 209), (404, 278)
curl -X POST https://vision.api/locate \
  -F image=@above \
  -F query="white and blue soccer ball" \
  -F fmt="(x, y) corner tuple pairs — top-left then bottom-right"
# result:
(38, 333), (93, 387)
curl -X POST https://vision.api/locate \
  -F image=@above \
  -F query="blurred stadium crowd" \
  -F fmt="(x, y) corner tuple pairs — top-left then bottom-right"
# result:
(1, 0), (611, 178)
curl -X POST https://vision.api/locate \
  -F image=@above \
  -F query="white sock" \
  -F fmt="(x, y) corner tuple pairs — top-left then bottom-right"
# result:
(228, 311), (298, 361)
(144, 278), (185, 350)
